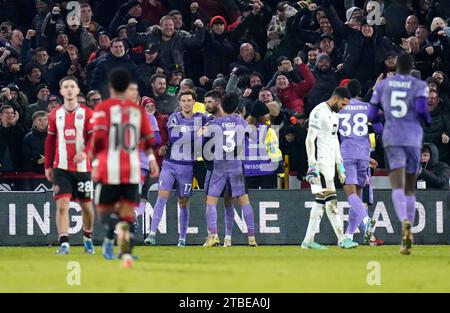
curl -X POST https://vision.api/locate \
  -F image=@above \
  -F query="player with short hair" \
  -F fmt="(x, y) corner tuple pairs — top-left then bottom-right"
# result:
(369, 52), (431, 255)
(302, 87), (359, 250)
(144, 90), (207, 247)
(338, 79), (380, 244)
(203, 90), (235, 247)
(91, 68), (157, 267)
(201, 93), (257, 247)
(44, 76), (95, 255)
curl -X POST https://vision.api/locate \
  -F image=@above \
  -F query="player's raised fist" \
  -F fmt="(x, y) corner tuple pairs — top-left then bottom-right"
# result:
(128, 18), (138, 25)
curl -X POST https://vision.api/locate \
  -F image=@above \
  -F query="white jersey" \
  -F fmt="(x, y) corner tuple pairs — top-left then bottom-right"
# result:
(307, 102), (342, 166)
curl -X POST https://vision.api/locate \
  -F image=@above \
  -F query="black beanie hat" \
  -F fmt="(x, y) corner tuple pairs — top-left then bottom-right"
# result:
(251, 100), (270, 118)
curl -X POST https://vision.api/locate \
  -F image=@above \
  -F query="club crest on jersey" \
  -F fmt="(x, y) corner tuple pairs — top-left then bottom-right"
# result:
(76, 114), (84, 120)
(169, 116), (178, 127)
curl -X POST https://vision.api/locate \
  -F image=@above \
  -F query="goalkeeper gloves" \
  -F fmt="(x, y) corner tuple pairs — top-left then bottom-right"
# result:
(306, 164), (320, 184)
(337, 163), (346, 185)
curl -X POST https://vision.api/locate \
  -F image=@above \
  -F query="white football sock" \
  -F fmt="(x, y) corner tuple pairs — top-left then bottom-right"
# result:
(325, 196), (345, 244)
(303, 200), (324, 244)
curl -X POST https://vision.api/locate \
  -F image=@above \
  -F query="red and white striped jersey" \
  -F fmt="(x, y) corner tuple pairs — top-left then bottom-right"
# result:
(91, 98), (156, 185)
(46, 104), (93, 172)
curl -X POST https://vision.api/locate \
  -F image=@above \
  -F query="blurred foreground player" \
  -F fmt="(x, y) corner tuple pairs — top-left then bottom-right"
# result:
(91, 68), (157, 267)
(369, 53), (431, 255)
(45, 76), (95, 255)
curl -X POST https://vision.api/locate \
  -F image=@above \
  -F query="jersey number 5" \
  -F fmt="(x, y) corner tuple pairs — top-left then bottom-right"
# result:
(390, 91), (408, 118)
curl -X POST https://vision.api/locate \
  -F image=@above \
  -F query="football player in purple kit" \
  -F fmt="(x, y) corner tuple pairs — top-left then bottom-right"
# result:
(201, 93), (257, 247)
(369, 53), (431, 255)
(144, 90), (207, 247)
(339, 79), (381, 244)
(203, 91), (236, 247)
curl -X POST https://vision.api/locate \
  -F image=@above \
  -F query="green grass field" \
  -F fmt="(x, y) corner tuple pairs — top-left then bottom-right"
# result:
(0, 246), (449, 292)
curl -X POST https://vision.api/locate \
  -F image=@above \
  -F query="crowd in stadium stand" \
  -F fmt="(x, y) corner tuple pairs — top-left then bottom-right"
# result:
(0, 0), (449, 189)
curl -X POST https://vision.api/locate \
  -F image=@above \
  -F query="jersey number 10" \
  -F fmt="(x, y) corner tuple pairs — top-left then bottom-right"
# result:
(111, 123), (138, 152)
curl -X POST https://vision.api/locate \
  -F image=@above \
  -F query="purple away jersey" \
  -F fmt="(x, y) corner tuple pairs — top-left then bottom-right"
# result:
(166, 112), (207, 164)
(370, 74), (429, 148)
(204, 114), (249, 197)
(206, 114), (248, 172)
(339, 98), (371, 161)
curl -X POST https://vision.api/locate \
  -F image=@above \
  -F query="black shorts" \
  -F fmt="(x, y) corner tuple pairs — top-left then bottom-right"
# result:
(53, 169), (92, 202)
(95, 183), (140, 209)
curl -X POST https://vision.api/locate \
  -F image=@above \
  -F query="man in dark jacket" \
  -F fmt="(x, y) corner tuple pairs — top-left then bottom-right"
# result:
(203, 16), (236, 81)
(127, 15), (205, 73)
(423, 90), (450, 166)
(22, 110), (47, 173)
(110, 0), (150, 35)
(324, 3), (401, 91)
(417, 143), (450, 190)
(90, 38), (143, 97)
(24, 84), (50, 130)
(149, 73), (178, 115)
(0, 105), (25, 172)
(304, 53), (343, 115)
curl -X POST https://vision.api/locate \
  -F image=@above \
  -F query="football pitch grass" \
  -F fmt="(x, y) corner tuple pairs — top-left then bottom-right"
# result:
(1, 245), (449, 293)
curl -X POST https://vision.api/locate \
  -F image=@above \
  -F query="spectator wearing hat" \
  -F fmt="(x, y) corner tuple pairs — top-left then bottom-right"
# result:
(110, 0), (150, 35)
(202, 15), (236, 83)
(179, 78), (206, 103)
(138, 43), (162, 83)
(243, 99), (283, 189)
(323, 2), (401, 92)
(423, 90), (450, 166)
(211, 75), (227, 96)
(272, 56), (315, 114)
(141, 95), (168, 167)
(0, 104), (25, 172)
(87, 31), (112, 64)
(24, 83), (50, 130)
(22, 110), (48, 173)
(417, 143), (450, 190)
(305, 53), (343, 114)
(127, 14), (205, 74)
(166, 64), (184, 96)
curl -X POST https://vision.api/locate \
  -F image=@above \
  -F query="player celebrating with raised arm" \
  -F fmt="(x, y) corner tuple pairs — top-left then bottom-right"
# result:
(203, 91), (236, 247)
(202, 93), (257, 247)
(302, 87), (358, 250)
(144, 90), (207, 247)
(339, 79), (381, 244)
(44, 76), (95, 255)
(368, 53), (431, 255)
(91, 68), (157, 267)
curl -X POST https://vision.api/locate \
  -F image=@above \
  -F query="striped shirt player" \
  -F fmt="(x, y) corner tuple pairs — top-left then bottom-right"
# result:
(45, 104), (94, 201)
(91, 97), (157, 209)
